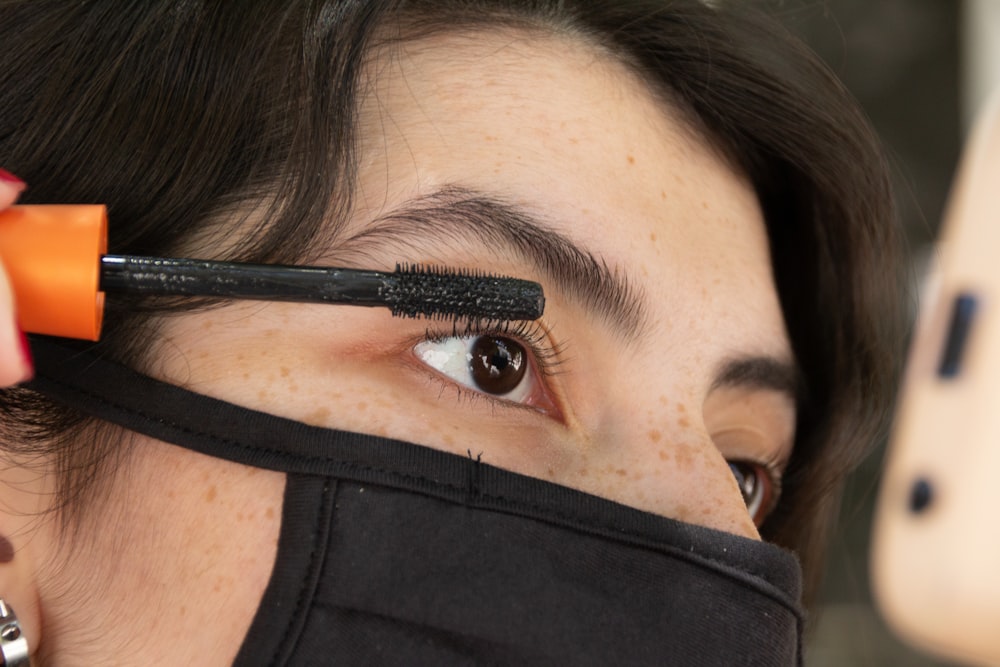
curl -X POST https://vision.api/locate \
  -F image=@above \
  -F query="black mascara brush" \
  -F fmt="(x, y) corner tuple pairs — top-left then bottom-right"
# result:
(0, 204), (545, 341)
(99, 256), (545, 321)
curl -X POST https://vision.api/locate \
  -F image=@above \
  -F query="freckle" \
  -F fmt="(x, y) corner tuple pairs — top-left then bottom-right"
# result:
(615, 468), (627, 477)
(280, 367), (290, 377)
(443, 434), (455, 446)
(661, 190), (667, 200)
(569, 137), (579, 144)
(266, 507), (275, 519)
(357, 402), (368, 411)
(578, 468), (589, 477)
(546, 467), (555, 477)
(205, 486), (217, 502)
(658, 449), (670, 461)
(648, 430), (662, 443)
(632, 471), (643, 480)
(236, 354), (245, 362)
(289, 383), (298, 394)
(213, 583), (221, 593)
(678, 417), (690, 428)
(627, 155), (635, 165)
(258, 390), (268, 401)
(307, 408), (331, 424)
(675, 444), (695, 471)
(202, 321), (213, 330)
(702, 201), (709, 209)
(660, 395), (668, 405)
(237, 512), (245, 521)
(242, 372), (250, 381)
(677, 403), (686, 413)
(649, 232), (657, 242)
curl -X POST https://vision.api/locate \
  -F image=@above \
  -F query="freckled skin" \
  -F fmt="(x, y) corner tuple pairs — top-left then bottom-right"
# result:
(7, 30), (797, 666)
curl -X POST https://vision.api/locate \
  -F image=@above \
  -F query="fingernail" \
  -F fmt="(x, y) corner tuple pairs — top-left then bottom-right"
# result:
(0, 168), (25, 190)
(17, 329), (33, 382)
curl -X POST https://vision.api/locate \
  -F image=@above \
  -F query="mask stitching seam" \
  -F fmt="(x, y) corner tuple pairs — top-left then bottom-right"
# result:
(267, 478), (333, 667)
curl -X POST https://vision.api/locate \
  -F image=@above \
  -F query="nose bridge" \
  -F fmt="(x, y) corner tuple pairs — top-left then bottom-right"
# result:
(578, 383), (759, 539)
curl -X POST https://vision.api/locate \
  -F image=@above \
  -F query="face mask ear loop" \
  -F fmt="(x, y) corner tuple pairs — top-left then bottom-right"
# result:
(0, 599), (29, 667)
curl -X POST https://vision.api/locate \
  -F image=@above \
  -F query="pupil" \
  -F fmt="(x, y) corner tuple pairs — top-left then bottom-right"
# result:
(470, 336), (527, 395)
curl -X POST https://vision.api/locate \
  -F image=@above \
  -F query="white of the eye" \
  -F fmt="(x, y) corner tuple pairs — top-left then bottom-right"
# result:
(415, 338), (473, 384)
(414, 336), (534, 402)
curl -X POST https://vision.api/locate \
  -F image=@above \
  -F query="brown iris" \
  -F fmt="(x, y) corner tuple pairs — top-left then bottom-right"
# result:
(469, 336), (527, 395)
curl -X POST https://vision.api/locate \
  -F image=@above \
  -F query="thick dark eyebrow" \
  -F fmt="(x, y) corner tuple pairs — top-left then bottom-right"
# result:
(340, 186), (650, 341)
(710, 355), (801, 402)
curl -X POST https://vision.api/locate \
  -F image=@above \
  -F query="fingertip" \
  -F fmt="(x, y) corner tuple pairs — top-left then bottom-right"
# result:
(0, 169), (26, 210)
(0, 262), (32, 387)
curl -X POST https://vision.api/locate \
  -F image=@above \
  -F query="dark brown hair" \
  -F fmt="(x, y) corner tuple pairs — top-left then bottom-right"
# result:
(0, 0), (903, 606)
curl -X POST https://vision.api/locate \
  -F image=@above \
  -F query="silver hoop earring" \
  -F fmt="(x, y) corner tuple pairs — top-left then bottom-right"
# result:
(0, 599), (29, 667)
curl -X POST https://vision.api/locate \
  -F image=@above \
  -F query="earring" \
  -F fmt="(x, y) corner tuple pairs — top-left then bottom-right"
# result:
(0, 598), (29, 667)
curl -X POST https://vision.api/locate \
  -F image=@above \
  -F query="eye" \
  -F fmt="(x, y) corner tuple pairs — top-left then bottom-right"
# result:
(728, 460), (775, 526)
(414, 334), (537, 404)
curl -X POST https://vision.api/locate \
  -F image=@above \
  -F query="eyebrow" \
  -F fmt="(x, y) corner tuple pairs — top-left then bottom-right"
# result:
(340, 186), (650, 341)
(710, 355), (801, 402)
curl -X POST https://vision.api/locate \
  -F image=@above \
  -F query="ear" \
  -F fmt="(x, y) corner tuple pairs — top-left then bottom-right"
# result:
(0, 458), (53, 664)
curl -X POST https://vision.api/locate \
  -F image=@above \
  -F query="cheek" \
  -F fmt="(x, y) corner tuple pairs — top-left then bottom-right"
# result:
(35, 439), (286, 664)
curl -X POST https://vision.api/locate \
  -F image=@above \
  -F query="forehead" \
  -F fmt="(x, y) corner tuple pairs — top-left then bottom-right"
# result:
(353, 29), (791, 369)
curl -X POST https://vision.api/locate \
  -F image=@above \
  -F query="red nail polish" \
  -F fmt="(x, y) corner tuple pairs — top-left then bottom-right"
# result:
(0, 168), (26, 189)
(17, 329), (33, 380)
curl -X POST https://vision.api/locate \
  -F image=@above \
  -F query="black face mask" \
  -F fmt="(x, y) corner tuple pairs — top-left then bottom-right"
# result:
(28, 337), (804, 666)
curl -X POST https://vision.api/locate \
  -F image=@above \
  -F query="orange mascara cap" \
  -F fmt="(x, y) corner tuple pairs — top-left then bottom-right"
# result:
(0, 205), (107, 341)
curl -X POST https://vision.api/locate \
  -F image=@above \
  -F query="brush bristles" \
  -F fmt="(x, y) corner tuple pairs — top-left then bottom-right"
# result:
(387, 264), (544, 321)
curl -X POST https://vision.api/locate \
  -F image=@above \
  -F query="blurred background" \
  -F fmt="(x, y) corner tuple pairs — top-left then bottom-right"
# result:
(772, 1), (994, 664)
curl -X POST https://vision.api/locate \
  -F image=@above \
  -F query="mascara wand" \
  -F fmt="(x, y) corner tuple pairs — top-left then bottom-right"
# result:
(0, 204), (545, 341)
(99, 256), (544, 321)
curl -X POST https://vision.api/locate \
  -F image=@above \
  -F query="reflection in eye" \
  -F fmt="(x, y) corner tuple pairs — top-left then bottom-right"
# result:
(415, 335), (535, 403)
(728, 461), (774, 525)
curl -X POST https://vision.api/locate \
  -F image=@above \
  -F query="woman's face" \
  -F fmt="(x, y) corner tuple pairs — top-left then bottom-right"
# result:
(15, 31), (796, 664)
